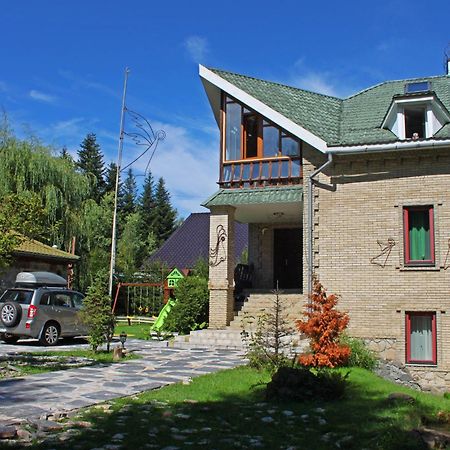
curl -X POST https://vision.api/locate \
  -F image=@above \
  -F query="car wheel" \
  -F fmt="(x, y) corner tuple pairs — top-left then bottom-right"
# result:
(0, 333), (19, 344)
(0, 302), (22, 327)
(39, 323), (60, 346)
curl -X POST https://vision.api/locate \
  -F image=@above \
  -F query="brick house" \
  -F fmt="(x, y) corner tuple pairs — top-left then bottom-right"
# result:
(199, 60), (450, 391)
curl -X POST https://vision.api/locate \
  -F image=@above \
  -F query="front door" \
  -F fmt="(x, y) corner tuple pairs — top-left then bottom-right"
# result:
(273, 228), (302, 289)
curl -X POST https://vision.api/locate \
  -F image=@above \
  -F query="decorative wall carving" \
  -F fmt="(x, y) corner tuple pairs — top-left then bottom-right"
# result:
(209, 225), (227, 267)
(370, 238), (395, 267)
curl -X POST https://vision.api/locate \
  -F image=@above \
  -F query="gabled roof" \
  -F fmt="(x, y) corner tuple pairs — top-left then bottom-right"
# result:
(201, 66), (450, 150)
(13, 237), (79, 262)
(147, 212), (248, 269)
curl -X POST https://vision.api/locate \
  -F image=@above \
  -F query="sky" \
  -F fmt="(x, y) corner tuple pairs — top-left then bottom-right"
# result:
(1, 0), (449, 218)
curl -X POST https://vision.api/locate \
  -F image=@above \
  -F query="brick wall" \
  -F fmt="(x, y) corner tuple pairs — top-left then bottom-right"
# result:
(308, 146), (450, 390)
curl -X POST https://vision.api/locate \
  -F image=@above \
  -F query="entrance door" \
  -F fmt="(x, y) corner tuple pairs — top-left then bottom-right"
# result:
(273, 228), (302, 289)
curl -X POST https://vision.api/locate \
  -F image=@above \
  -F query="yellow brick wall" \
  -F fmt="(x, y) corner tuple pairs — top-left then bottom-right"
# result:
(308, 146), (450, 388)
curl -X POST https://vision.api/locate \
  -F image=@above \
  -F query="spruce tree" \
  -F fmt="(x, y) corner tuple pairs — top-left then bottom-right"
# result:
(77, 133), (106, 202)
(60, 146), (73, 163)
(152, 177), (176, 246)
(121, 168), (137, 217)
(105, 162), (119, 193)
(139, 171), (155, 232)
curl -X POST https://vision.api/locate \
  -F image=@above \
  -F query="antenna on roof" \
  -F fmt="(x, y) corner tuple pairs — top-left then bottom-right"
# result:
(445, 43), (450, 76)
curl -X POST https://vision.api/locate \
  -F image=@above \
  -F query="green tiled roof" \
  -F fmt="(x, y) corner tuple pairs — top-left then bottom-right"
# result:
(13, 237), (79, 261)
(209, 68), (450, 147)
(210, 69), (342, 144)
(203, 186), (303, 207)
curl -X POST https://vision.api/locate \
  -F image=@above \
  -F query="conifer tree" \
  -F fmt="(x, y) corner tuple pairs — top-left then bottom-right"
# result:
(77, 133), (106, 202)
(139, 171), (155, 233)
(105, 162), (119, 194)
(60, 146), (74, 163)
(152, 177), (177, 246)
(121, 168), (137, 217)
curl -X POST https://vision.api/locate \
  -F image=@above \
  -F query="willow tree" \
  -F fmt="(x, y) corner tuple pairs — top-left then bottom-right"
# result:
(0, 131), (92, 249)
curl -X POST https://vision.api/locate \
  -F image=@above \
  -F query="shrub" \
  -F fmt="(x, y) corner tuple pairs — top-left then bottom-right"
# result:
(241, 288), (294, 372)
(340, 334), (378, 371)
(266, 366), (349, 401)
(79, 270), (116, 352)
(297, 279), (350, 368)
(163, 275), (209, 334)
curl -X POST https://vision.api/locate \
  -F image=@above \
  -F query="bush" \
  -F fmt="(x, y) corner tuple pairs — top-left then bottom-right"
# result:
(266, 366), (349, 401)
(79, 270), (116, 352)
(163, 275), (208, 334)
(340, 334), (378, 371)
(297, 279), (350, 368)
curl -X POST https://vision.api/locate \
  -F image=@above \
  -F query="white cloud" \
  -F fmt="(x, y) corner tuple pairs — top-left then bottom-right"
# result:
(29, 89), (57, 103)
(290, 71), (341, 97)
(184, 36), (209, 62)
(121, 120), (218, 217)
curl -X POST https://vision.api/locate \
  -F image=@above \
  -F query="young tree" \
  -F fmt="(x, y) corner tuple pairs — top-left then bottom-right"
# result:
(79, 270), (115, 352)
(297, 279), (351, 368)
(77, 133), (106, 202)
(60, 146), (74, 164)
(121, 168), (137, 217)
(152, 177), (177, 246)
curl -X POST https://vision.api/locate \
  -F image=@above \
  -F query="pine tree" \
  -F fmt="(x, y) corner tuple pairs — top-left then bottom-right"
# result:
(105, 162), (119, 194)
(138, 171), (155, 238)
(77, 133), (106, 202)
(121, 168), (137, 217)
(152, 177), (177, 246)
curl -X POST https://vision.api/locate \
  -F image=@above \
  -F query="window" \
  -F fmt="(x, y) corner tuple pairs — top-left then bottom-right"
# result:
(224, 96), (300, 161)
(404, 107), (426, 139)
(403, 206), (435, 265)
(406, 312), (436, 364)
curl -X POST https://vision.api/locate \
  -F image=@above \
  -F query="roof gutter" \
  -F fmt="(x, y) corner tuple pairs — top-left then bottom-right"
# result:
(327, 139), (450, 155)
(307, 153), (333, 295)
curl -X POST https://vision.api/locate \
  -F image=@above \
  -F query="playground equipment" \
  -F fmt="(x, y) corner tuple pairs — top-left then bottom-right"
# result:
(112, 282), (163, 322)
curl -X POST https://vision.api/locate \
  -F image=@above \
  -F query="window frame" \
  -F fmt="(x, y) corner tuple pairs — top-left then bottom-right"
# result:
(403, 205), (435, 266)
(405, 311), (437, 365)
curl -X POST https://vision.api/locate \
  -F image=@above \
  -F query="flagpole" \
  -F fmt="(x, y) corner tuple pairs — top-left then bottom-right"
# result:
(109, 67), (130, 298)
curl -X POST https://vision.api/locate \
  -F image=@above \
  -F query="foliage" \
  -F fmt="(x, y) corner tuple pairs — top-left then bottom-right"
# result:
(151, 177), (177, 247)
(0, 192), (49, 270)
(297, 279), (350, 368)
(77, 133), (106, 202)
(79, 270), (116, 352)
(190, 257), (209, 279)
(241, 288), (294, 372)
(164, 275), (209, 334)
(340, 334), (378, 371)
(116, 212), (146, 279)
(121, 168), (137, 217)
(266, 366), (349, 401)
(104, 161), (119, 194)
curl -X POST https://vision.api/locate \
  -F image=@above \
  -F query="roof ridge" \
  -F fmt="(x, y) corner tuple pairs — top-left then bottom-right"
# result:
(208, 67), (343, 102)
(345, 74), (449, 100)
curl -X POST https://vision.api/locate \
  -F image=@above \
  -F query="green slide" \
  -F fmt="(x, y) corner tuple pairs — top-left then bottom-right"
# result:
(151, 299), (176, 332)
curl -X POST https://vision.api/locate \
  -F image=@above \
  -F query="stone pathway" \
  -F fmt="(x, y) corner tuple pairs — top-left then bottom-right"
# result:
(0, 338), (245, 425)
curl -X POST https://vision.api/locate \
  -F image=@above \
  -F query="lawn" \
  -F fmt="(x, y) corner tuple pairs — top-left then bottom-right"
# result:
(115, 322), (154, 340)
(0, 349), (138, 378)
(11, 366), (449, 450)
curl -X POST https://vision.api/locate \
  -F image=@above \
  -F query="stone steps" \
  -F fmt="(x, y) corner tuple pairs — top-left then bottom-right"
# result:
(173, 329), (244, 350)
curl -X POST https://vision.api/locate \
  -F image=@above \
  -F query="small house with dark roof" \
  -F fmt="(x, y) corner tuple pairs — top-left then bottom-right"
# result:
(199, 59), (450, 391)
(0, 237), (79, 292)
(147, 212), (248, 271)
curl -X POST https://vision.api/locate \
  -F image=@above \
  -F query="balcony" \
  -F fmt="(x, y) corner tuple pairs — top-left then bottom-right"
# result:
(220, 157), (302, 188)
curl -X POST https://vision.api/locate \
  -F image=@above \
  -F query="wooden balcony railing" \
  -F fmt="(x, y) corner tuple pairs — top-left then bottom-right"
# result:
(219, 157), (302, 188)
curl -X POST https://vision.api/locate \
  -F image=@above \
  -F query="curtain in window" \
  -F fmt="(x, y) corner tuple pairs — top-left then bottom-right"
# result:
(410, 315), (432, 361)
(409, 210), (430, 260)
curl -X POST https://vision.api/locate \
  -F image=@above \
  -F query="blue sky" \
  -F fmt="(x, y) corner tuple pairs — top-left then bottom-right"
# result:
(1, 0), (449, 218)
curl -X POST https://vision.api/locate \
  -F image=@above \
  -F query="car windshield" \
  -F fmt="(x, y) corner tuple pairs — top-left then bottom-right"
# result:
(0, 289), (34, 305)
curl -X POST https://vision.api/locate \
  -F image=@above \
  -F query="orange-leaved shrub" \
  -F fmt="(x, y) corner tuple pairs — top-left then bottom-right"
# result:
(297, 279), (350, 368)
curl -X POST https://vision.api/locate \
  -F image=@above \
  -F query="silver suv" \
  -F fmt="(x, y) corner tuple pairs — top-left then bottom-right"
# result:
(0, 272), (86, 346)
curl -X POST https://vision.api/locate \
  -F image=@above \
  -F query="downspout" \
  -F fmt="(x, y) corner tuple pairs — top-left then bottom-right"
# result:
(307, 153), (333, 295)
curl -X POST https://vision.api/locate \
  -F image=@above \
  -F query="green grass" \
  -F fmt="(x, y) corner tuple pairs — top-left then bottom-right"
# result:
(10, 366), (449, 450)
(115, 322), (154, 340)
(0, 350), (139, 378)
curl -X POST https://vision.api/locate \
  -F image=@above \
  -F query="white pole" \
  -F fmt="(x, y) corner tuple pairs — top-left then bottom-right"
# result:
(109, 68), (130, 298)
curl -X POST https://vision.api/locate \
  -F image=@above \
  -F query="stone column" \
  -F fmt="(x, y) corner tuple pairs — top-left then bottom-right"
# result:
(208, 206), (236, 329)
